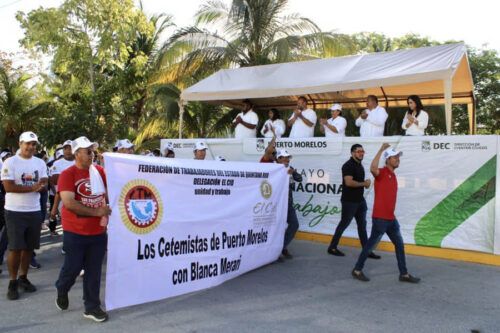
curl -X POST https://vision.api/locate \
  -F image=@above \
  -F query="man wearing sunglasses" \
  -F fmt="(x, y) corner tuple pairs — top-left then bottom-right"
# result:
(54, 136), (112, 322)
(1, 131), (48, 300)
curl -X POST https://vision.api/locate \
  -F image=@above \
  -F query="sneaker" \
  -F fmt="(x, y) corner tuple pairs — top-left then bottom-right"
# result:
(351, 269), (370, 282)
(327, 248), (345, 256)
(18, 277), (37, 292)
(30, 257), (41, 269)
(368, 252), (381, 259)
(84, 307), (108, 322)
(50, 230), (60, 236)
(7, 280), (19, 300)
(281, 249), (293, 259)
(399, 274), (421, 284)
(56, 293), (69, 310)
(61, 249), (66, 255)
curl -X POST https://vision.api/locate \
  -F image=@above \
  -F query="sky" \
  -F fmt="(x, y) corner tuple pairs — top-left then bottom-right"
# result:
(0, 0), (498, 60)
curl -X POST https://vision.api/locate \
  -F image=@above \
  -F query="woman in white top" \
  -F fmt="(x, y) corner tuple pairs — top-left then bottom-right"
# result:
(261, 109), (286, 138)
(402, 95), (429, 136)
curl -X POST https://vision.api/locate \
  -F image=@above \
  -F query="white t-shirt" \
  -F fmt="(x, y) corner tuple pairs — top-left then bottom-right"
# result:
(324, 116), (347, 137)
(50, 158), (75, 191)
(261, 119), (286, 138)
(1, 154), (48, 212)
(233, 110), (259, 139)
(288, 108), (317, 138)
(355, 105), (388, 137)
(402, 110), (429, 136)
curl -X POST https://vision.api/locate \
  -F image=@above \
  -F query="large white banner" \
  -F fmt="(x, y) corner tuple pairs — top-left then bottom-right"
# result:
(164, 135), (498, 255)
(104, 153), (289, 310)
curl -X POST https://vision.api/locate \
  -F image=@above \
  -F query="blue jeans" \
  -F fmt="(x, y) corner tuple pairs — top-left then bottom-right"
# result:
(55, 231), (107, 312)
(284, 203), (299, 250)
(328, 199), (368, 250)
(354, 218), (408, 275)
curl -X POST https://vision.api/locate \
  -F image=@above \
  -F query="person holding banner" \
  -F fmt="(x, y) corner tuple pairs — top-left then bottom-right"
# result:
(355, 95), (388, 137)
(288, 96), (317, 138)
(327, 144), (380, 259)
(116, 139), (135, 154)
(352, 143), (420, 283)
(193, 142), (208, 160)
(319, 103), (347, 137)
(402, 95), (429, 136)
(276, 149), (302, 259)
(260, 136), (277, 163)
(55, 136), (112, 322)
(163, 142), (175, 158)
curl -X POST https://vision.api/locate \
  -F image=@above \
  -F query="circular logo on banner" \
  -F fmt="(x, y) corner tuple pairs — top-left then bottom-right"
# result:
(260, 180), (272, 199)
(119, 179), (163, 234)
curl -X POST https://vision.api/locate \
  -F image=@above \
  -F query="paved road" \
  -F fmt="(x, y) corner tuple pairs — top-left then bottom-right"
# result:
(1, 229), (499, 333)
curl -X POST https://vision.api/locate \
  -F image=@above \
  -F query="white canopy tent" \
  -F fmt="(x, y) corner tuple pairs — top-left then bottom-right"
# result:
(180, 43), (475, 136)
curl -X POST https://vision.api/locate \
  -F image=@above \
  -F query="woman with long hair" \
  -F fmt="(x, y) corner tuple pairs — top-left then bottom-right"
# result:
(261, 109), (286, 138)
(402, 95), (429, 135)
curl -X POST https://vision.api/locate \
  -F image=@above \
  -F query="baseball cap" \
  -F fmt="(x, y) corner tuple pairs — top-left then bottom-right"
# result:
(276, 149), (292, 159)
(19, 131), (39, 143)
(215, 155), (226, 161)
(383, 147), (403, 160)
(0, 151), (12, 160)
(55, 149), (64, 159)
(71, 136), (99, 154)
(330, 103), (342, 111)
(193, 141), (208, 151)
(164, 142), (174, 152)
(62, 140), (72, 148)
(117, 139), (134, 149)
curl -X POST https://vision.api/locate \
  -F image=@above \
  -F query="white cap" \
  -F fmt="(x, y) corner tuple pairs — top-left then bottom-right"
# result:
(71, 136), (99, 154)
(55, 150), (64, 159)
(193, 141), (208, 151)
(113, 140), (120, 149)
(0, 151), (12, 160)
(117, 139), (134, 149)
(215, 155), (226, 161)
(62, 140), (72, 148)
(383, 147), (403, 160)
(164, 142), (174, 152)
(19, 131), (39, 143)
(330, 103), (342, 111)
(276, 149), (292, 159)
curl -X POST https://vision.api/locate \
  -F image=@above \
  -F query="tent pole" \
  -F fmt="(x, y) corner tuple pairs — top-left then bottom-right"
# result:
(380, 87), (389, 109)
(444, 79), (452, 135)
(178, 100), (185, 139)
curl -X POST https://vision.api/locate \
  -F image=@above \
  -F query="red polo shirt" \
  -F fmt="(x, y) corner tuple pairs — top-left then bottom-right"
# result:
(372, 167), (398, 220)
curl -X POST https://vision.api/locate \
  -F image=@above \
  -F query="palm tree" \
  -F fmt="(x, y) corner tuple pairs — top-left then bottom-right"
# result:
(147, 0), (356, 139)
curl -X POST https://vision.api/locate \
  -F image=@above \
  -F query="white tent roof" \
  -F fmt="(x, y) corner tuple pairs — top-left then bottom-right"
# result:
(180, 43), (474, 110)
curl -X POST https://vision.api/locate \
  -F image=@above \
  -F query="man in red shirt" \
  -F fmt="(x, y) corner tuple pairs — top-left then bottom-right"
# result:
(352, 143), (420, 283)
(54, 136), (112, 322)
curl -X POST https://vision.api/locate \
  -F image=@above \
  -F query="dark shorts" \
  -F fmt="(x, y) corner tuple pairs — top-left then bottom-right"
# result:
(5, 210), (43, 250)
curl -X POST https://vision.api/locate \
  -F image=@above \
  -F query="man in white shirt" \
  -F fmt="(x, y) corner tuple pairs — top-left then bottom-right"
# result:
(288, 96), (317, 138)
(232, 99), (258, 139)
(355, 95), (388, 137)
(320, 103), (347, 137)
(49, 140), (75, 235)
(193, 141), (208, 160)
(1, 131), (48, 300)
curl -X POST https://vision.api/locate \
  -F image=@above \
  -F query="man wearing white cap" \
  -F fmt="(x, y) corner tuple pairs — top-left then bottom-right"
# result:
(163, 142), (175, 158)
(320, 103), (347, 137)
(193, 141), (208, 160)
(1, 131), (48, 300)
(116, 139), (135, 154)
(276, 149), (302, 260)
(48, 140), (74, 236)
(55, 136), (112, 322)
(355, 95), (388, 137)
(352, 143), (420, 284)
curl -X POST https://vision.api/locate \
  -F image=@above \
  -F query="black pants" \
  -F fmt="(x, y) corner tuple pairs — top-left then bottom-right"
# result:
(328, 199), (368, 250)
(55, 231), (107, 312)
